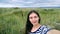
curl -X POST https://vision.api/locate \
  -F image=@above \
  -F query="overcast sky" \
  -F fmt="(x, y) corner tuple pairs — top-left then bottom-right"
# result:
(0, 0), (60, 7)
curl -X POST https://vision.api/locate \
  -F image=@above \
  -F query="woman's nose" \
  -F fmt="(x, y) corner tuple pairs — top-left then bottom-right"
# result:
(32, 18), (35, 20)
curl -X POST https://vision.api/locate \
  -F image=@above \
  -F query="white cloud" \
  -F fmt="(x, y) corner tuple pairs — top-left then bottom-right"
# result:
(8, 0), (24, 2)
(11, 0), (17, 2)
(0, 3), (18, 7)
(10, 0), (19, 2)
(0, 0), (60, 7)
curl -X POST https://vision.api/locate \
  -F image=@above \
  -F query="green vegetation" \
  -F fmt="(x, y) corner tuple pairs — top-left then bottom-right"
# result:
(0, 8), (60, 34)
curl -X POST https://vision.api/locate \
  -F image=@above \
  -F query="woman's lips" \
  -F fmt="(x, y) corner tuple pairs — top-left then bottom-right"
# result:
(33, 21), (37, 23)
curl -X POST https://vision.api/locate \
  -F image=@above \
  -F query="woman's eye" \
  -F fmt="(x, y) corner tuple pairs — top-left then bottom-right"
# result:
(29, 17), (33, 19)
(34, 16), (37, 18)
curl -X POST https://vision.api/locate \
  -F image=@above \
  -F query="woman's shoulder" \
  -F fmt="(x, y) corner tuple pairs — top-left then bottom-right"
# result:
(42, 25), (60, 34)
(40, 25), (51, 30)
(40, 25), (52, 34)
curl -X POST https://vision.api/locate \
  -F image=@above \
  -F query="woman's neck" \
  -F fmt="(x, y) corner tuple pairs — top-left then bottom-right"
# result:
(33, 23), (41, 28)
(31, 23), (41, 32)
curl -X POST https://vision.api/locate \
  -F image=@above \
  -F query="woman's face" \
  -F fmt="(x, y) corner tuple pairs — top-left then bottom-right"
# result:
(29, 13), (39, 25)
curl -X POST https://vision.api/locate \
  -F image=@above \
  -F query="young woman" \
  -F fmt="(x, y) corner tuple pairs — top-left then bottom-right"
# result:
(25, 10), (60, 34)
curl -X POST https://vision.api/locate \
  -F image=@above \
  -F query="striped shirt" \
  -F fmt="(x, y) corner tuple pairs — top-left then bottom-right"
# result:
(29, 25), (51, 34)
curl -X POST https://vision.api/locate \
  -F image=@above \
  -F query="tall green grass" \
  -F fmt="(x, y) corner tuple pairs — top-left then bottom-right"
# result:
(0, 8), (60, 34)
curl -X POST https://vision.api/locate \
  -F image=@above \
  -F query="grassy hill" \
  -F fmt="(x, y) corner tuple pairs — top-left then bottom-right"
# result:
(0, 8), (60, 34)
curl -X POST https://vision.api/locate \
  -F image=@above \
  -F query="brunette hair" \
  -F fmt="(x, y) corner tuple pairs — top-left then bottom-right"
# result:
(25, 10), (41, 34)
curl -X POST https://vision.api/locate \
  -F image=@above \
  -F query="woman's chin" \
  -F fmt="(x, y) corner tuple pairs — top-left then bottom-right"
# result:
(33, 23), (38, 26)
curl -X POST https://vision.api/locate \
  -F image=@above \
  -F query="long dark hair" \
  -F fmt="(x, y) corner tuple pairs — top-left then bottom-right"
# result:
(25, 10), (41, 34)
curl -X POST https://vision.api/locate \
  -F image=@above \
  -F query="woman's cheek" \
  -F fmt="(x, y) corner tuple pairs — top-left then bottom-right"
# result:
(36, 18), (39, 23)
(29, 19), (33, 23)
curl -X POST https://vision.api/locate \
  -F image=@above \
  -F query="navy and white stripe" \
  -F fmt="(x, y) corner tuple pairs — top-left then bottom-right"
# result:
(29, 25), (51, 34)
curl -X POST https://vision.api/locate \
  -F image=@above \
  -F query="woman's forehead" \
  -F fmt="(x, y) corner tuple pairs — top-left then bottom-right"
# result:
(29, 13), (38, 17)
